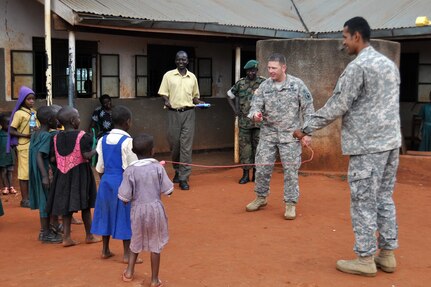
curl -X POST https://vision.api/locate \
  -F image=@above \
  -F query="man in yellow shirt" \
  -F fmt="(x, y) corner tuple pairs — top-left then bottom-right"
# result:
(158, 51), (205, 190)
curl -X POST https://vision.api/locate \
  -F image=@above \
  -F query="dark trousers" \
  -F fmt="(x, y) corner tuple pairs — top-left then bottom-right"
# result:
(167, 109), (195, 181)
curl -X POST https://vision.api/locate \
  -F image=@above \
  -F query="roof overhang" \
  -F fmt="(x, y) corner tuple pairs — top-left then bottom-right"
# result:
(74, 13), (310, 39)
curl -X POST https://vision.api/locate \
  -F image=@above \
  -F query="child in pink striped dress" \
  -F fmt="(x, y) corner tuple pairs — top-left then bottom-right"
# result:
(118, 133), (173, 286)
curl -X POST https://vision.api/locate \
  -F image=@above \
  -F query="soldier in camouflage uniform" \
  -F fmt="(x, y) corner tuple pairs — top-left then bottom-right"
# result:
(294, 17), (400, 277)
(227, 60), (266, 184)
(245, 53), (314, 220)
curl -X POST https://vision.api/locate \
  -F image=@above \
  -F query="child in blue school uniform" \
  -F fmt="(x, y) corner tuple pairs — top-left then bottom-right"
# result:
(91, 105), (139, 263)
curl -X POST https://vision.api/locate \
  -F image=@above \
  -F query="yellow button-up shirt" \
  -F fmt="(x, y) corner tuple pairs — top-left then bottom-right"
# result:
(158, 69), (200, 109)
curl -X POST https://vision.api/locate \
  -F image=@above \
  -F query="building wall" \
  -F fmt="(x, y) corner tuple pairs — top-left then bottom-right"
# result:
(256, 39), (400, 172)
(0, 0), (238, 100)
(0, 0), (240, 153)
(399, 40), (431, 149)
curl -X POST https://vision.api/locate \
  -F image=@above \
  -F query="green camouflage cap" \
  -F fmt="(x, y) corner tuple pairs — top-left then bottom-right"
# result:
(244, 60), (258, 70)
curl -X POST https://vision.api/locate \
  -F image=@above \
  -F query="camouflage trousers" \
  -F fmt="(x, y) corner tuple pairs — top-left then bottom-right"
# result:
(348, 148), (399, 257)
(254, 139), (301, 203)
(239, 127), (260, 170)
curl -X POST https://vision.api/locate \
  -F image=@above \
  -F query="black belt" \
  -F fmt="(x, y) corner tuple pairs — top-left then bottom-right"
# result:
(168, 106), (194, 112)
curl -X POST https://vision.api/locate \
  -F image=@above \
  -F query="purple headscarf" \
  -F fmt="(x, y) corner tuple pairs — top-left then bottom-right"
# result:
(6, 86), (35, 153)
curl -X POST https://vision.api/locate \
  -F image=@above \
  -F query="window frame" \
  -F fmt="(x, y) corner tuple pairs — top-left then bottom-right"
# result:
(10, 50), (34, 99)
(100, 54), (120, 98)
(135, 55), (148, 97)
(418, 63), (431, 102)
(197, 57), (212, 97)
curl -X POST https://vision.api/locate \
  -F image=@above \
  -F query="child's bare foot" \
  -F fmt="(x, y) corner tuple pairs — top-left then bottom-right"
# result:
(71, 217), (83, 225)
(150, 279), (163, 287)
(122, 269), (133, 282)
(63, 238), (80, 247)
(85, 235), (102, 244)
(101, 251), (115, 259)
(123, 257), (143, 264)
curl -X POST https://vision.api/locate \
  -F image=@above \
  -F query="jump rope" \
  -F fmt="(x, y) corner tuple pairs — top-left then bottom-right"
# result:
(160, 142), (314, 169)
(2, 145), (314, 206)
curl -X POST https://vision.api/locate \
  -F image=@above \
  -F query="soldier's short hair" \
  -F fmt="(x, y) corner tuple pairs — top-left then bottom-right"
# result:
(344, 17), (371, 42)
(268, 53), (286, 65)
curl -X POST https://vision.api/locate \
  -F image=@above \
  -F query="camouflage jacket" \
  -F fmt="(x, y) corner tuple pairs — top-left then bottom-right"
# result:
(303, 46), (401, 155)
(248, 74), (314, 143)
(230, 76), (266, 129)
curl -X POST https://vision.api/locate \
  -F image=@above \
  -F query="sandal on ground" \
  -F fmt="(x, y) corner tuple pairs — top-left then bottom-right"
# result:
(122, 270), (133, 282)
(9, 187), (17, 194)
(1, 187), (9, 195)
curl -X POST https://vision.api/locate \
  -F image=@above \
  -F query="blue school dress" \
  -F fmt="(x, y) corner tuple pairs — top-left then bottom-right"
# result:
(91, 135), (131, 240)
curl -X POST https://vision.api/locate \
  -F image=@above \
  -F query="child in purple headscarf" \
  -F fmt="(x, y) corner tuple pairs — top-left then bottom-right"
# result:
(8, 86), (39, 208)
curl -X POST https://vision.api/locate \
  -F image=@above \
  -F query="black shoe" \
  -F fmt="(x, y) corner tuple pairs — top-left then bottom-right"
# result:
(20, 199), (30, 208)
(179, 180), (190, 190)
(239, 170), (250, 184)
(41, 230), (63, 244)
(173, 172), (180, 183)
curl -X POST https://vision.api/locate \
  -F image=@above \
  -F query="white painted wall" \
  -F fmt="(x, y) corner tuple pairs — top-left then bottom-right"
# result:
(0, 0), (238, 100)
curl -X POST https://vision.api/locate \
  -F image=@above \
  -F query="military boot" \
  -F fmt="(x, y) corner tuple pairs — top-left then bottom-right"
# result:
(239, 169), (250, 184)
(284, 203), (296, 220)
(336, 256), (377, 277)
(251, 168), (256, 182)
(246, 196), (267, 212)
(375, 249), (396, 273)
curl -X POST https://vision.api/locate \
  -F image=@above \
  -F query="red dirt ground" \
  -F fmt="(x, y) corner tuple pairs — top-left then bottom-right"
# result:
(1, 151), (430, 287)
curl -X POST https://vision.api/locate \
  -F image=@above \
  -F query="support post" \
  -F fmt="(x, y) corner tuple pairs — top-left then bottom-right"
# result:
(44, 0), (52, 106)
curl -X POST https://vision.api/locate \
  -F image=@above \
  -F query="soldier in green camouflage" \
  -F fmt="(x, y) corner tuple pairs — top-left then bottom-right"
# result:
(294, 17), (401, 277)
(227, 60), (266, 184)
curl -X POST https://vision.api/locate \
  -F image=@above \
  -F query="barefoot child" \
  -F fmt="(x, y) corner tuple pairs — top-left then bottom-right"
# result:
(8, 86), (38, 207)
(28, 106), (62, 243)
(0, 113), (16, 195)
(119, 133), (173, 286)
(48, 104), (81, 229)
(91, 105), (139, 263)
(46, 106), (100, 247)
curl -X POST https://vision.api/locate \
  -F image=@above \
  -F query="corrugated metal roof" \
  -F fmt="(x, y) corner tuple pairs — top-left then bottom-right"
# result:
(59, 0), (306, 32)
(294, 0), (431, 33)
(53, 0), (431, 38)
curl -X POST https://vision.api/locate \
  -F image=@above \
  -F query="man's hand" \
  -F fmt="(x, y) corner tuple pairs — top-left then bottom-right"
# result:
(293, 129), (306, 140)
(164, 100), (172, 109)
(253, 112), (263, 122)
